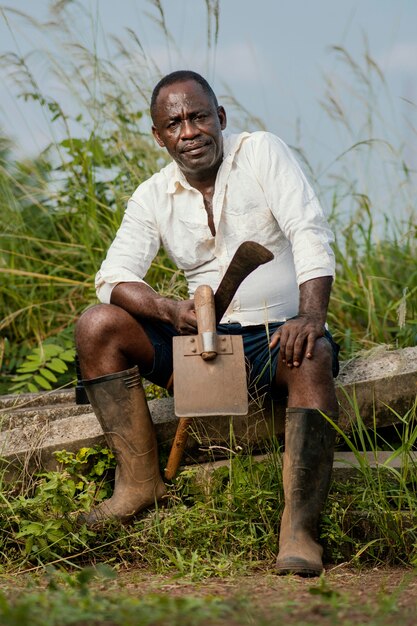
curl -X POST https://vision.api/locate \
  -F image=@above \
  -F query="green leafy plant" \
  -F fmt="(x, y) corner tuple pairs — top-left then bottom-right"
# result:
(0, 447), (119, 564)
(54, 445), (116, 500)
(0, 565), (232, 626)
(322, 402), (417, 565)
(7, 470), (96, 563)
(10, 343), (75, 393)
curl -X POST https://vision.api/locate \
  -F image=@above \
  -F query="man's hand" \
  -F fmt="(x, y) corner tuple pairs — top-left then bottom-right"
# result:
(169, 299), (197, 335)
(269, 315), (325, 368)
(111, 282), (197, 333)
(269, 275), (332, 367)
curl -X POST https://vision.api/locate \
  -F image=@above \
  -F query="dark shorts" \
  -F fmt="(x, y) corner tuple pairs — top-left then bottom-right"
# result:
(140, 320), (340, 398)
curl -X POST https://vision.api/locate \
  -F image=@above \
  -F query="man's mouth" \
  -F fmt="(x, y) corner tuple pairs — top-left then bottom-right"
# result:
(182, 142), (210, 155)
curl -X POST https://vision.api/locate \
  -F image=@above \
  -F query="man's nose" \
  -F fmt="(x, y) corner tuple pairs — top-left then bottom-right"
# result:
(180, 119), (199, 139)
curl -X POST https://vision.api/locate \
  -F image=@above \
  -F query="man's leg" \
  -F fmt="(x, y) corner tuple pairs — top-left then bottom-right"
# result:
(75, 304), (167, 525)
(274, 338), (338, 576)
(76, 303), (156, 379)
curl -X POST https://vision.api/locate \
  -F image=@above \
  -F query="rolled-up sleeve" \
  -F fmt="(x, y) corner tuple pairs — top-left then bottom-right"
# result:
(95, 197), (161, 303)
(251, 133), (335, 285)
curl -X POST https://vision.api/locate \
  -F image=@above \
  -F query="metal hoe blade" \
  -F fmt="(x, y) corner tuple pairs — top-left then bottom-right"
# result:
(173, 333), (248, 417)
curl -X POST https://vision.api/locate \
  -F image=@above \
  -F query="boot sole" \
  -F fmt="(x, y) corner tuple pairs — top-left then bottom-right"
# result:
(276, 566), (323, 577)
(275, 559), (323, 577)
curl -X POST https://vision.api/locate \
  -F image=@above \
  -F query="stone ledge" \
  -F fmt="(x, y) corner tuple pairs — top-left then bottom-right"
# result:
(336, 346), (417, 430)
(186, 450), (417, 483)
(0, 346), (416, 476)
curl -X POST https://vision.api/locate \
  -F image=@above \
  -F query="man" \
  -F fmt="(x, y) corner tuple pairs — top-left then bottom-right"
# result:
(76, 70), (339, 577)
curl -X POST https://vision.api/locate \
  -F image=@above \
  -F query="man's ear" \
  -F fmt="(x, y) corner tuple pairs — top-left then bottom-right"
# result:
(152, 126), (165, 147)
(217, 106), (227, 131)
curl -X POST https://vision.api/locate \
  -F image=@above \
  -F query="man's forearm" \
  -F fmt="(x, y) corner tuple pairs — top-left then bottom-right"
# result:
(110, 282), (176, 322)
(110, 282), (197, 334)
(298, 276), (333, 325)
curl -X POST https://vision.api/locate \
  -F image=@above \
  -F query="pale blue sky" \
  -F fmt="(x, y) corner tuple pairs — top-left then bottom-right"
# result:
(1, 0), (416, 180)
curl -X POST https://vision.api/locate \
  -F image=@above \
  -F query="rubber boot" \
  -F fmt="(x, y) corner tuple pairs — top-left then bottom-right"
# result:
(275, 407), (337, 576)
(80, 366), (166, 525)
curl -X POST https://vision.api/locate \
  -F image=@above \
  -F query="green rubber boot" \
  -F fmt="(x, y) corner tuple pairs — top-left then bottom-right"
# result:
(81, 366), (166, 526)
(276, 407), (337, 576)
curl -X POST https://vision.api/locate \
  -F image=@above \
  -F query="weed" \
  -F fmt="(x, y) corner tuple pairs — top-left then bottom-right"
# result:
(54, 446), (116, 490)
(10, 342), (75, 394)
(0, 3), (416, 395)
(323, 402), (417, 565)
(0, 565), (232, 626)
(0, 0), (416, 593)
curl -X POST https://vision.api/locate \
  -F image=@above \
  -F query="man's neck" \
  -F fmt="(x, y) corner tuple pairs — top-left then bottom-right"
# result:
(186, 176), (215, 196)
(181, 156), (223, 195)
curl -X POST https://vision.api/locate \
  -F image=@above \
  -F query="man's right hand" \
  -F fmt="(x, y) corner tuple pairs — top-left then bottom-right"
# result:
(111, 282), (197, 334)
(169, 299), (197, 335)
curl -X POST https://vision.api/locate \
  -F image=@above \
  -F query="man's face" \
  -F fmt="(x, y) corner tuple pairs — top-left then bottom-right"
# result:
(151, 80), (227, 182)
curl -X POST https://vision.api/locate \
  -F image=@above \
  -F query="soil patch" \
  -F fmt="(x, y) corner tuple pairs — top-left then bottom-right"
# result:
(88, 564), (417, 625)
(2, 564), (417, 625)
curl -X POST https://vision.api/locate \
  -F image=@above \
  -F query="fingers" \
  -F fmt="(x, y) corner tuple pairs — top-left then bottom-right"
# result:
(178, 319), (197, 335)
(291, 332), (307, 367)
(274, 318), (324, 368)
(174, 300), (197, 334)
(270, 324), (296, 367)
(269, 329), (281, 349)
(279, 324), (297, 368)
(305, 333), (316, 360)
(176, 314), (197, 334)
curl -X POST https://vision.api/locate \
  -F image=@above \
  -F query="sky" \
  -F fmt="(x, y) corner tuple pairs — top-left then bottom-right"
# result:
(0, 0), (416, 182)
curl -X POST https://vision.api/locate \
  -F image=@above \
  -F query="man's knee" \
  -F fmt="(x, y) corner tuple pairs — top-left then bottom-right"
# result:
(76, 304), (128, 347)
(313, 337), (334, 369)
(294, 337), (334, 384)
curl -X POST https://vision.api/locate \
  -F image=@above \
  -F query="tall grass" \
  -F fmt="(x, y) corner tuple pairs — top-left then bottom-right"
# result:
(0, 2), (179, 390)
(329, 209), (416, 354)
(314, 44), (417, 354)
(0, 402), (417, 575)
(0, 2), (416, 577)
(323, 399), (417, 566)
(0, 1), (416, 393)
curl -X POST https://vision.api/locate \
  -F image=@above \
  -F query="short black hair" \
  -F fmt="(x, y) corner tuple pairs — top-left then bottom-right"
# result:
(150, 70), (218, 122)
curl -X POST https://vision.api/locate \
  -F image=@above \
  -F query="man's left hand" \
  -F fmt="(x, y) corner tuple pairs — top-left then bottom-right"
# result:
(269, 315), (325, 368)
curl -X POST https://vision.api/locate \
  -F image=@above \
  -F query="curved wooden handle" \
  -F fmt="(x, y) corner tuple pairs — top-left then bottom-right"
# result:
(214, 241), (274, 324)
(164, 417), (192, 480)
(165, 246), (274, 481)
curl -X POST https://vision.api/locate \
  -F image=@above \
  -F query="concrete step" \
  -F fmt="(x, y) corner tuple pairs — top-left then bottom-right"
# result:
(0, 402), (93, 431)
(0, 346), (415, 478)
(189, 449), (417, 482)
(0, 389), (74, 409)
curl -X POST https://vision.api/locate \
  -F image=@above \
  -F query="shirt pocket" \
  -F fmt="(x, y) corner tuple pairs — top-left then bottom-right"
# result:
(224, 202), (275, 239)
(163, 218), (215, 270)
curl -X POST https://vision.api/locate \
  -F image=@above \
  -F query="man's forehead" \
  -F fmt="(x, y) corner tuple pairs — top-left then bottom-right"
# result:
(156, 80), (213, 110)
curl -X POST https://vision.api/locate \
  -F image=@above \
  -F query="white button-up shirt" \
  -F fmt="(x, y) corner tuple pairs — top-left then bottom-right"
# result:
(96, 131), (335, 325)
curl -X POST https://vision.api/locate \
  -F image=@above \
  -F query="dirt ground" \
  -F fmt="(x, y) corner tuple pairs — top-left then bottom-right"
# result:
(108, 564), (417, 625)
(3, 564), (417, 625)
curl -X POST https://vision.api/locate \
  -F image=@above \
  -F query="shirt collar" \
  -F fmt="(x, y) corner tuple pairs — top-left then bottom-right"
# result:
(166, 132), (250, 195)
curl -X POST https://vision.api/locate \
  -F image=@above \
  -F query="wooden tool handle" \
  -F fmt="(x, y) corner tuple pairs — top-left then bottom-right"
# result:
(165, 247), (273, 481)
(194, 284), (217, 360)
(194, 284), (216, 333)
(164, 417), (192, 480)
(214, 241), (274, 324)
